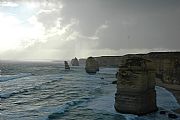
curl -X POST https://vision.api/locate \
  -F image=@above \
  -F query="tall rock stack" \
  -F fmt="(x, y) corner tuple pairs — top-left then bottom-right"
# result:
(85, 57), (99, 74)
(64, 61), (70, 70)
(115, 57), (157, 115)
(71, 57), (79, 66)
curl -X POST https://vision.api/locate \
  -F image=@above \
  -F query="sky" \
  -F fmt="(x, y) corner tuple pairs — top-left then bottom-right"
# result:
(0, 0), (180, 60)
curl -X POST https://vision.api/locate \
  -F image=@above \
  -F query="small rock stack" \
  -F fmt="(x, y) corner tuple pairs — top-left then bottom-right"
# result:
(115, 57), (158, 115)
(85, 57), (99, 74)
(71, 57), (79, 66)
(64, 61), (70, 70)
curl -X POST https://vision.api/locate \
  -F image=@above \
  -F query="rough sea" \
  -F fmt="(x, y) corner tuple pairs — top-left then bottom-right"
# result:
(0, 61), (180, 120)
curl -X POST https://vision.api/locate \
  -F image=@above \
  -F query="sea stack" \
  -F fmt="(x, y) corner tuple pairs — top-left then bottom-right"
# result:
(71, 57), (79, 66)
(64, 61), (70, 70)
(85, 57), (99, 74)
(114, 57), (157, 115)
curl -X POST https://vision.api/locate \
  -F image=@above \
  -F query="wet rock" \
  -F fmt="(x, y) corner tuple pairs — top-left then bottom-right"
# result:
(71, 57), (79, 66)
(64, 61), (70, 70)
(112, 81), (117, 84)
(115, 57), (158, 115)
(159, 111), (167, 114)
(168, 113), (178, 119)
(85, 57), (99, 74)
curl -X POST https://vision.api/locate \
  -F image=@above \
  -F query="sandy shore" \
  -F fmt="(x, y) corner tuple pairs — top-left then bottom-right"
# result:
(156, 79), (180, 114)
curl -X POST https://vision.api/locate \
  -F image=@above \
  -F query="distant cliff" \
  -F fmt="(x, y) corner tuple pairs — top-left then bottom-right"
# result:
(95, 56), (123, 67)
(79, 58), (86, 65)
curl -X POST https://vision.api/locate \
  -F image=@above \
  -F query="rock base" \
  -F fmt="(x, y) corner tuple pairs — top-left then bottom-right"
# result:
(115, 89), (158, 115)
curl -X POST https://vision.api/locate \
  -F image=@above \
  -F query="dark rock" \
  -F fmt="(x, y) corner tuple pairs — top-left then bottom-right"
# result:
(159, 111), (167, 114)
(168, 113), (178, 119)
(112, 81), (117, 84)
(64, 61), (70, 70)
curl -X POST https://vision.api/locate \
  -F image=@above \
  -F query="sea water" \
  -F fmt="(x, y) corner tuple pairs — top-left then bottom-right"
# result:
(0, 61), (180, 120)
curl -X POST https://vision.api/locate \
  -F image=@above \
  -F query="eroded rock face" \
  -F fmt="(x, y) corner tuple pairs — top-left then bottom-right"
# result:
(115, 57), (158, 115)
(64, 61), (70, 70)
(71, 57), (79, 66)
(85, 57), (99, 74)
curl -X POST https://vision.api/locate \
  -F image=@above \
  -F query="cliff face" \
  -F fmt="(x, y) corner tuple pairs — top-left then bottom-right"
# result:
(115, 57), (157, 115)
(144, 52), (180, 84)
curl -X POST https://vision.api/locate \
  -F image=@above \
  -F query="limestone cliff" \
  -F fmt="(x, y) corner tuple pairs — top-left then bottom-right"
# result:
(144, 52), (180, 84)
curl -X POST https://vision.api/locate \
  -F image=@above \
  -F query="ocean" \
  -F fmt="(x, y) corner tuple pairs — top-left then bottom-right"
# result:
(0, 61), (180, 120)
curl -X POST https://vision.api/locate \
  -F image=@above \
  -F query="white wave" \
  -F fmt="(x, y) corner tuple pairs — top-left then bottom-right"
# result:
(0, 73), (32, 82)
